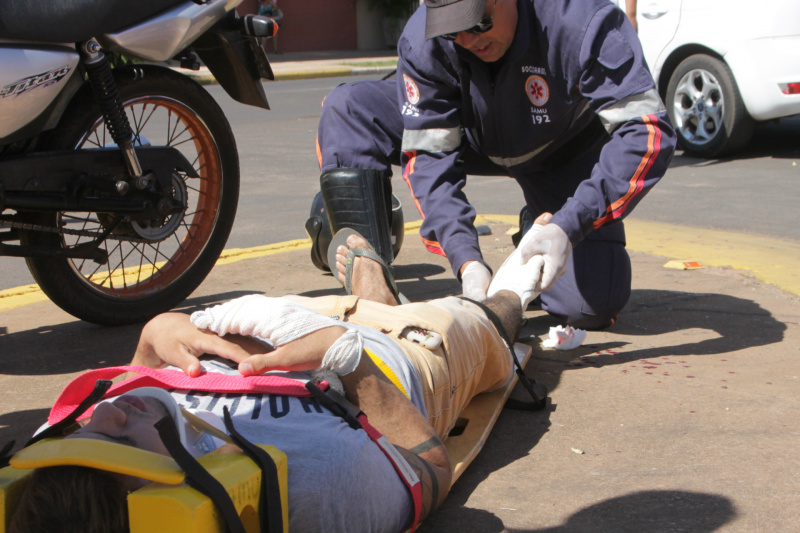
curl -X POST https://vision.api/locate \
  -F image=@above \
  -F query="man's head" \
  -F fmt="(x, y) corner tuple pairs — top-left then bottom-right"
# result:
(9, 466), (130, 533)
(65, 394), (173, 489)
(425, 0), (518, 62)
(9, 391), (179, 532)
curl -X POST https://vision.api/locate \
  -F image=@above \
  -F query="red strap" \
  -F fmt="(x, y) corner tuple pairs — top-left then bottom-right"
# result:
(357, 413), (423, 532)
(48, 365), (314, 424)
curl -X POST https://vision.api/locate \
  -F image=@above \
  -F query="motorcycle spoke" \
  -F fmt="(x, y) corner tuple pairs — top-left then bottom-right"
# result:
(130, 103), (158, 142)
(176, 219), (196, 243)
(169, 135), (196, 150)
(184, 180), (205, 195)
(81, 128), (107, 149)
(168, 114), (191, 143)
(167, 110), (182, 145)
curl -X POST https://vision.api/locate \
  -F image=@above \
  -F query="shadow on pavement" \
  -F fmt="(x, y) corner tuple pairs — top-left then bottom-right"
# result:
(422, 489), (735, 533)
(523, 490), (735, 533)
(0, 291), (258, 376)
(512, 288), (785, 400)
(0, 409), (50, 455)
(577, 289), (785, 363)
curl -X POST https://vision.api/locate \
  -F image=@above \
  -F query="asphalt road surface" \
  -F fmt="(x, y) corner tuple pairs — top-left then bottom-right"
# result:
(2, 75), (798, 291)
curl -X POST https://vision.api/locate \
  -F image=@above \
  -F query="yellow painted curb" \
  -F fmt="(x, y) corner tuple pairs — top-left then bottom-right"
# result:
(474, 215), (800, 296)
(623, 219), (800, 297)
(1, 217), (797, 313)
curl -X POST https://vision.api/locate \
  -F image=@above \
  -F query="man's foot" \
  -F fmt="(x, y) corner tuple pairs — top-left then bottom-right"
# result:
(333, 233), (399, 306)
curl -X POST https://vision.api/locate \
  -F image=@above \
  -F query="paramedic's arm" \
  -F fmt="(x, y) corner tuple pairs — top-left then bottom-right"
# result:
(396, 37), (486, 279)
(342, 354), (452, 521)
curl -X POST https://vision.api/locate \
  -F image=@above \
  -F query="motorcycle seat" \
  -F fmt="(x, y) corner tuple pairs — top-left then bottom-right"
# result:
(0, 0), (188, 43)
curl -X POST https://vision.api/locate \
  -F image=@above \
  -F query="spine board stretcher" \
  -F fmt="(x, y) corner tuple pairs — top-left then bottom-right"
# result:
(0, 344), (530, 532)
(445, 343), (533, 484)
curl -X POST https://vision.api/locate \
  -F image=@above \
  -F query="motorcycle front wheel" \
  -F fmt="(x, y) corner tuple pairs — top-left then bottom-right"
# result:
(23, 65), (240, 326)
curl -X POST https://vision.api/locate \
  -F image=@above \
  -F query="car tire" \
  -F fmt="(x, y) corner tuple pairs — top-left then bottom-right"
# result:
(666, 54), (754, 158)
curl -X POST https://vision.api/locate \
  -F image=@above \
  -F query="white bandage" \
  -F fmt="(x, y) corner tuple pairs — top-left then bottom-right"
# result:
(318, 329), (363, 376)
(190, 294), (338, 347)
(541, 325), (587, 350)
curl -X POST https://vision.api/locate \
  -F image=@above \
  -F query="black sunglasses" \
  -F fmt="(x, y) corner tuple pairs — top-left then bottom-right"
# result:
(441, 0), (497, 41)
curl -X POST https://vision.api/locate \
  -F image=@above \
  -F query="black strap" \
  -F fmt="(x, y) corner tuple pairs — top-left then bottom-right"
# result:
(222, 407), (283, 533)
(25, 379), (113, 447)
(305, 381), (363, 430)
(0, 439), (15, 468)
(461, 297), (548, 410)
(155, 417), (247, 533)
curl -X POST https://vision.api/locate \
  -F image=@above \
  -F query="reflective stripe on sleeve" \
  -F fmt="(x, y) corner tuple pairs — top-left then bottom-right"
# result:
(488, 142), (552, 168)
(401, 127), (462, 153)
(597, 88), (666, 133)
(593, 114), (663, 228)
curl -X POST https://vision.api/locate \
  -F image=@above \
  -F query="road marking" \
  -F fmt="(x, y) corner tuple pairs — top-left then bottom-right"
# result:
(1, 218), (797, 312)
(479, 215), (800, 297)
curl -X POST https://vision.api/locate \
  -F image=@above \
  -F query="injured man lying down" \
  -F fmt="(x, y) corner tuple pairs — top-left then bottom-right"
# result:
(3, 225), (551, 533)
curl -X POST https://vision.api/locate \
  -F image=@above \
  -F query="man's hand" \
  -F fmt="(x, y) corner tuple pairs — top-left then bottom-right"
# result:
(132, 311), (348, 377)
(235, 325), (347, 376)
(460, 261), (492, 301)
(133, 313), (263, 377)
(518, 220), (572, 291)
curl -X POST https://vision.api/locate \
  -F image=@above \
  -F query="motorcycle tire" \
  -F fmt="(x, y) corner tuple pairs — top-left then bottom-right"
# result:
(22, 65), (240, 326)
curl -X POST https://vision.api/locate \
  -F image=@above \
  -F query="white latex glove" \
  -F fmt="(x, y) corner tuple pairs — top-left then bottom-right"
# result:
(488, 223), (546, 311)
(461, 261), (492, 301)
(518, 222), (573, 291)
(190, 294), (338, 347)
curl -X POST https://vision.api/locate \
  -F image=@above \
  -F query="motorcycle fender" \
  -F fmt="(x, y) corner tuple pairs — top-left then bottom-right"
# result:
(193, 28), (272, 111)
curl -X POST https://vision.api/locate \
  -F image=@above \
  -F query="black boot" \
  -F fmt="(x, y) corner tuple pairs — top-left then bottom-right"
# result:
(320, 168), (394, 265)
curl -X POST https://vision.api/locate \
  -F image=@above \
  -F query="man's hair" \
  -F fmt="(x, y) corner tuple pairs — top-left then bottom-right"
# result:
(9, 466), (129, 533)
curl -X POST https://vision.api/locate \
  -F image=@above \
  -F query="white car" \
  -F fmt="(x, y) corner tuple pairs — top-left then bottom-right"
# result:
(634, 0), (800, 157)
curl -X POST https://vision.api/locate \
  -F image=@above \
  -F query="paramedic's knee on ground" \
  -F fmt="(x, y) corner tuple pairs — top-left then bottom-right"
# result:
(541, 238), (632, 330)
(516, 214), (632, 330)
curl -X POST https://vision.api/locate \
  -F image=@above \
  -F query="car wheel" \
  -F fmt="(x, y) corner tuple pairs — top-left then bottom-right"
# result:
(666, 54), (754, 158)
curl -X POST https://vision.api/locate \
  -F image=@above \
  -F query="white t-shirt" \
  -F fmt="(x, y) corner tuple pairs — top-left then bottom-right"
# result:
(168, 327), (423, 533)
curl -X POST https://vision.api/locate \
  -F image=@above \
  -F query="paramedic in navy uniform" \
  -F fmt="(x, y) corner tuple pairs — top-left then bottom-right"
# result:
(315, 0), (676, 329)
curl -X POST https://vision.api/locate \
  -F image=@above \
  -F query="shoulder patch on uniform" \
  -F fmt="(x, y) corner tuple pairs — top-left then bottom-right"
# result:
(526, 75), (549, 107)
(403, 74), (421, 105)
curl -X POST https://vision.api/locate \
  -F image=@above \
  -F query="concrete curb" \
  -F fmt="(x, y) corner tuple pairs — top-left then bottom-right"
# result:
(183, 66), (396, 85)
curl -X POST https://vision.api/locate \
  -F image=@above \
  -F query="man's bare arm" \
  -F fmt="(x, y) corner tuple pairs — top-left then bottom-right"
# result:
(341, 354), (452, 519)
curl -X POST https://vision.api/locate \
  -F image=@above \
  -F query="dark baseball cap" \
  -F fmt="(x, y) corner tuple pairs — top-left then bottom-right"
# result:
(424, 0), (486, 40)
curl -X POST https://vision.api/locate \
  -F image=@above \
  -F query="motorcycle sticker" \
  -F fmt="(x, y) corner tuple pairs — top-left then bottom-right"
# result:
(1, 65), (72, 98)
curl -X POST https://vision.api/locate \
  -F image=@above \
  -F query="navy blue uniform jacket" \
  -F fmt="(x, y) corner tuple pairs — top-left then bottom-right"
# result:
(396, 0), (676, 276)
